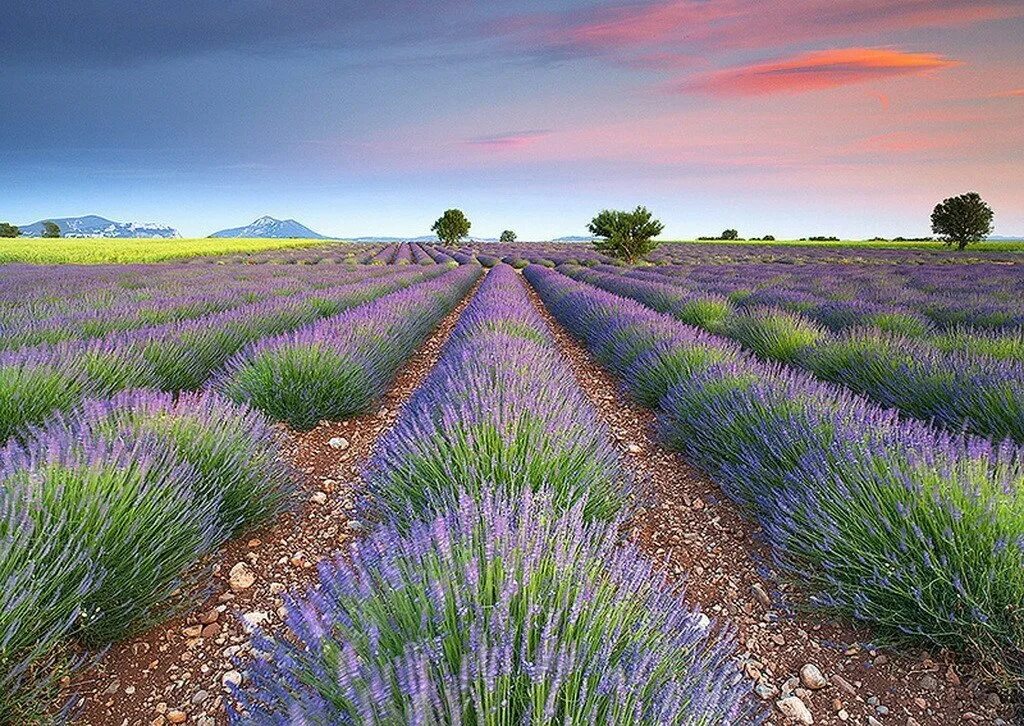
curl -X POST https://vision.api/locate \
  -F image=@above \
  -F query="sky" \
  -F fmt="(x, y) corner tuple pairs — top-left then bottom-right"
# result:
(1, 0), (1022, 240)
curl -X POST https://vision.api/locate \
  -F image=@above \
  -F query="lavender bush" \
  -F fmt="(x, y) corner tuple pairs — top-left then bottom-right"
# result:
(1, 485), (96, 722)
(217, 266), (479, 428)
(43, 389), (296, 536)
(366, 265), (625, 525)
(0, 431), (222, 647)
(233, 488), (757, 724)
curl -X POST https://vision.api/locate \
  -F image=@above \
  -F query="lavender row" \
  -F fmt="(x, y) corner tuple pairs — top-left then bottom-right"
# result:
(1, 390), (295, 721)
(0, 262), (390, 339)
(525, 264), (1024, 673)
(236, 266), (755, 723)
(639, 260), (1024, 334)
(365, 263), (626, 524)
(562, 264), (1024, 445)
(235, 488), (756, 724)
(0, 266), (444, 441)
(216, 265), (480, 429)
(0, 266), (390, 351)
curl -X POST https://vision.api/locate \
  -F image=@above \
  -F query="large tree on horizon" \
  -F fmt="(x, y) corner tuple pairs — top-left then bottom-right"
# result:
(931, 192), (994, 250)
(432, 209), (471, 245)
(588, 206), (664, 263)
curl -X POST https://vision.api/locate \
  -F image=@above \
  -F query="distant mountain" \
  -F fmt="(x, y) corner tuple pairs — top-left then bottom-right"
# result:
(988, 235), (1024, 241)
(18, 215), (179, 238)
(209, 216), (326, 239)
(551, 235), (596, 243)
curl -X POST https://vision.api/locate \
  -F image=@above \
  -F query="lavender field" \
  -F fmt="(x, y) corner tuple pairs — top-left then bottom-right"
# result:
(1, 242), (1022, 725)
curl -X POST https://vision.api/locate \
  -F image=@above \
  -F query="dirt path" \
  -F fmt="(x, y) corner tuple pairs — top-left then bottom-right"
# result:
(70, 280), (480, 726)
(523, 278), (1013, 726)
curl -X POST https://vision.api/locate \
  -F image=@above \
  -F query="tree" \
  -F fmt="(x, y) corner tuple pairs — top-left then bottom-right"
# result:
(588, 206), (664, 263)
(41, 221), (61, 238)
(931, 192), (994, 250)
(432, 209), (471, 245)
(0, 223), (20, 238)
(500, 230), (516, 244)
(721, 229), (739, 240)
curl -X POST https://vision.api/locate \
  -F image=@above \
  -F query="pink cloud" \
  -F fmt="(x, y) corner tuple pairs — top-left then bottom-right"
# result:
(681, 48), (959, 96)
(545, 0), (1023, 54)
(992, 88), (1024, 98)
(464, 130), (552, 150)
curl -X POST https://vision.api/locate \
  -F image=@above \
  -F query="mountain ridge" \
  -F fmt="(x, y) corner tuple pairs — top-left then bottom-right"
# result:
(17, 215), (179, 238)
(209, 216), (326, 239)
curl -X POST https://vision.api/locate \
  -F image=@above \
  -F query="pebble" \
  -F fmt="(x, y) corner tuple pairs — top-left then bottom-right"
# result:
(800, 663), (827, 690)
(327, 436), (349, 450)
(201, 623), (220, 638)
(831, 674), (857, 697)
(191, 690), (209, 705)
(166, 711), (187, 724)
(228, 562), (255, 591)
(311, 491), (327, 504)
(751, 583), (771, 608)
(243, 610), (270, 628)
(346, 519), (364, 532)
(222, 670), (243, 687)
(777, 695), (814, 724)
(919, 674), (939, 691)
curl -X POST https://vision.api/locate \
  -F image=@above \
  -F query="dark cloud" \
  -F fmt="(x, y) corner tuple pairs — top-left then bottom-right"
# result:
(1, 0), (467, 66)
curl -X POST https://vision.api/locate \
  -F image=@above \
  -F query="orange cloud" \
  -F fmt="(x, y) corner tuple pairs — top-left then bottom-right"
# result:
(992, 88), (1024, 98)
(682, 48), (959, 96)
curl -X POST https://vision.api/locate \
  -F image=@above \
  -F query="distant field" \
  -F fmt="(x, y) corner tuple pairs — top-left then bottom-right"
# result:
(666, 238), (1024, 251)
(0, 236), (326, 264)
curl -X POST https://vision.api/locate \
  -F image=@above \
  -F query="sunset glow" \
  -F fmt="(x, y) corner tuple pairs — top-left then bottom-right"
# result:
(2, 1), (1021, 238)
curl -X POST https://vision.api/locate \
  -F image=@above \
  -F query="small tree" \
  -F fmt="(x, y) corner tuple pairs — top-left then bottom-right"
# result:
(499, 230), (516, 244)
(588, 206), (664, 263)
(931, 192), (994, 250)
(0, 223), (20, 238)
(41, 221), (61, 238)
(432, 209), (471, 245)
(721, 229), (739, 240)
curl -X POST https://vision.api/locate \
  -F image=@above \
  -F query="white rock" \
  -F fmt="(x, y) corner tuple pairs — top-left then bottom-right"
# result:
(777, 696), (814, 724)
(800, 663), (828, 690)
(243, 611), (270, 628)
(222, 670), (243, 687)
(228, 562), (255, 591)
(328, 437), (349, 450)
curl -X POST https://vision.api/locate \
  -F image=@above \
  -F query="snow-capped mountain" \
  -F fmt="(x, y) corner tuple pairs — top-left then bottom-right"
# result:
(18, 215), (179, 238)
(209, 216), (326, 239)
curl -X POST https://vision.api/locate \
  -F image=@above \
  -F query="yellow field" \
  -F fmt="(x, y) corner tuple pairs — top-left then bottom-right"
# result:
(0, 237), (326, 264)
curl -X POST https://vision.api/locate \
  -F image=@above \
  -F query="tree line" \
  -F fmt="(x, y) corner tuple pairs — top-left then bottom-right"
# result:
(429, 191), (997, 262)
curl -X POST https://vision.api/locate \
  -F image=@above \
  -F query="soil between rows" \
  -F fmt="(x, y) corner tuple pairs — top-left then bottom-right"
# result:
(521, 274), (1014, 726)
(70, 279), (480, 726)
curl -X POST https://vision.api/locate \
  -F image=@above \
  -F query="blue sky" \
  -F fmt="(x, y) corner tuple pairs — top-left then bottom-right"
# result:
(2, 1), (1022, 239)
